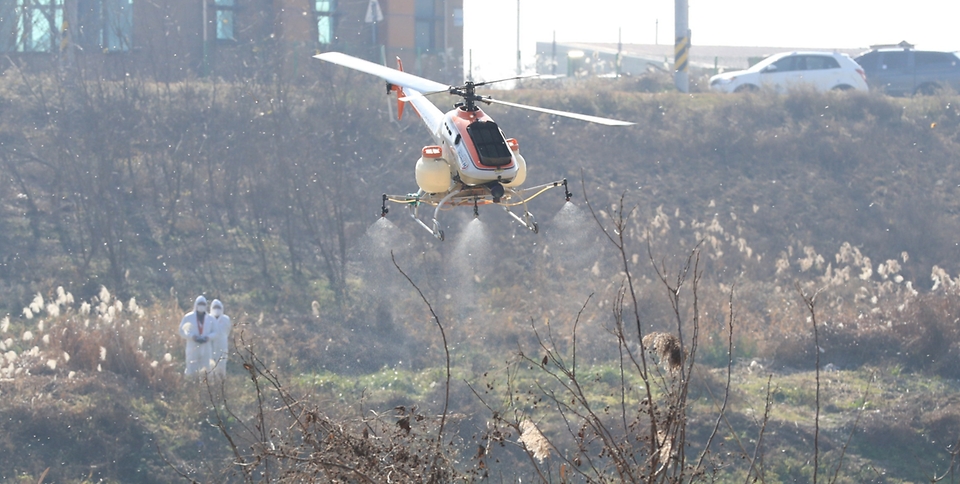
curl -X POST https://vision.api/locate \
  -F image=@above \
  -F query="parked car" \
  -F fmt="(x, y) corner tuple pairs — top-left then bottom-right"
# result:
(854, 44), (960, 96)
(709, 51), (868, 93)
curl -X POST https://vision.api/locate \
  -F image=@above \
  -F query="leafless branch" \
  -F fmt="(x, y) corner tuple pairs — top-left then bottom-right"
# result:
(391, 251), (451, 445)
(797, 283), (824, 484)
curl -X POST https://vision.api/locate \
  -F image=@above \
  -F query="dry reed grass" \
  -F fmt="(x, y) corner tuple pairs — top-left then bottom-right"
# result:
(518, 419), (551, 463)
(643, 331), (684, 371)
(1, 286), (181, 392)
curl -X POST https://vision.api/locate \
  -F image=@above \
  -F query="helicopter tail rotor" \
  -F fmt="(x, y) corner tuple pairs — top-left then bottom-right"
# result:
(388, 57), (407, 120)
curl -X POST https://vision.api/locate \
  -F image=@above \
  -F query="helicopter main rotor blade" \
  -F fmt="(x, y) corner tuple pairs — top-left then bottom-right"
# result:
(314, 52), (451, 94)
(398, 74), (544, 101)
(484, 98), (635, 126)
(472, 73), (542, 87)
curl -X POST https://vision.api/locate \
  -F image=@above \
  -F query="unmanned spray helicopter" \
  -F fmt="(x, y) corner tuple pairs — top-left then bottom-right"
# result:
(314, 52), (634, 241)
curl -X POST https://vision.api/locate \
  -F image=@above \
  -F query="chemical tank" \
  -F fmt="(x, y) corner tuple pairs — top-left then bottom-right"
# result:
(503, 138), (526, 188)
(415, 146), (452, 193)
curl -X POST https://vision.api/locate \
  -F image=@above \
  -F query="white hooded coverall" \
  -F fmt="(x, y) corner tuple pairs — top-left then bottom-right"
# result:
(209, 299), (232, 377)
(179, 296), (217, 376)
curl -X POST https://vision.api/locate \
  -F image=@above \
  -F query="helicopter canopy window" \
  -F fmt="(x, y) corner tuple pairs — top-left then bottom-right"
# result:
(466, 121), (512, 167)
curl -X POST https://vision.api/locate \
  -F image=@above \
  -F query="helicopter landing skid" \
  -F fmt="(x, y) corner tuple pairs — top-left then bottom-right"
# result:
(382, 179), (569, 240)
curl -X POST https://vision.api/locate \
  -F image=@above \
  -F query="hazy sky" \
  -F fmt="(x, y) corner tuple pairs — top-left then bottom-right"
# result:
(463, 0), (960, 81)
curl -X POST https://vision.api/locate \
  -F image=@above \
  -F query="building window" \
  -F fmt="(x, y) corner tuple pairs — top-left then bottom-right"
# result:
(315, 0), (333, 45)
(0, 0), (64, 52)
(214, 0), (235, 41)
(102, 0), (131, 51)
(414, 0), (434, 51)
(76, 0), (131, 52)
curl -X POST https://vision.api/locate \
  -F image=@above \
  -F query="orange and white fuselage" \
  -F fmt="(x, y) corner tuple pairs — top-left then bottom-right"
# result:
(436, 108), (518, 186)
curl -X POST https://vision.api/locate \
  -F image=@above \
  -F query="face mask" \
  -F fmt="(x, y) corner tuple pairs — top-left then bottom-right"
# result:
(196, 304), (207, 314)
(211, 307), (223, 317)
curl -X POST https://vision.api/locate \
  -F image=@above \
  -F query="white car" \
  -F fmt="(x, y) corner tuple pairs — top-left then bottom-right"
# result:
(709, 51), (868, 93)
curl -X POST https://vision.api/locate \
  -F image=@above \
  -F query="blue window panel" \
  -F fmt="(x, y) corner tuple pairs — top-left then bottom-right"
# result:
(316, 0), (333, 44)
(415, 19), (432, 51)
(7, 0), (64, 52)
(102, 0), (131, 51)
(215, 0), (234, 40)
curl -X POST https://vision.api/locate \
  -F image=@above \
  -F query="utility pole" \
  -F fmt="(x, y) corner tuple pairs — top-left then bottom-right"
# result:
(551, 31), (556, 76)
(202, 0), (209, 76)
(617, 28), (622, 77)
(516, 0), (521, 76)
(674, 0), (689, 92)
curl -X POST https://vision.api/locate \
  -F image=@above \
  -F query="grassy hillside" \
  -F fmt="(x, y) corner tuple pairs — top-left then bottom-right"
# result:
(3, 69), (960, 481)
(3, 70), (960, 314)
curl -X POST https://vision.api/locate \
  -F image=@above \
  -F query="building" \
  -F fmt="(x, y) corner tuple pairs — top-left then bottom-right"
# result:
(0, 0), (463, 81)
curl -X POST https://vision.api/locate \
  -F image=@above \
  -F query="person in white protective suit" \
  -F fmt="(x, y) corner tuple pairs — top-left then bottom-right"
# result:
(209, 299), (232, 377)
(179, 296), (217, 376)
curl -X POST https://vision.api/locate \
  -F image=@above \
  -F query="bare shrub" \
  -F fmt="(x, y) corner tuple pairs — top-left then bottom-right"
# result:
(773, 289), (960, 378)
(0, 373), (166, 483)
(922, 403), (960, 449)
(890, 293), (960, 378)
(211, 339), (460, 483)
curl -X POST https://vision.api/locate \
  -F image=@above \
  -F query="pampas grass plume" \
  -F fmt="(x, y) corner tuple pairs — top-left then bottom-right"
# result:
(518, 420), (550, 462)
(29, 293), (43, 314)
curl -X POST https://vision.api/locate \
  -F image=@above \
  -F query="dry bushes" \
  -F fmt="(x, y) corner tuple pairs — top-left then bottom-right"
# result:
(0, 286), (223, 482)
(1, 286), (181, 391)
(0, 373), (166, 483)
(213, 345), (460, 483)
(770, 274), (960, 378)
